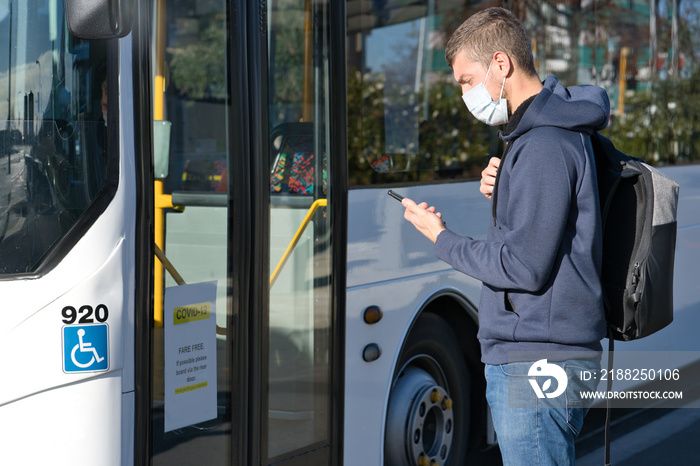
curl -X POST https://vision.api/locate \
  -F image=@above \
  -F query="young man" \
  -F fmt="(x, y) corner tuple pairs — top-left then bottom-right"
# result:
(401, 7), (608, 465)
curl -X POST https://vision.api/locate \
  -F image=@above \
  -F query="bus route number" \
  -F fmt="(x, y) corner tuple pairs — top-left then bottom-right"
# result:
(62, 305), (109, 325)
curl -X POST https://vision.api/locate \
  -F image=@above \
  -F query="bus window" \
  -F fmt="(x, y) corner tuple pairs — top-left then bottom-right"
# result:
(519, 1), (700, 165)
(0, 1), (114, 275)
(161, 8), (227, 195)
(347, 5), (498, 186)
(347, 1), (699, 190)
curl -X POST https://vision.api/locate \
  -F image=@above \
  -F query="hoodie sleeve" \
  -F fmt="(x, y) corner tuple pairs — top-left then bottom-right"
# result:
(434, 128), (576, 292)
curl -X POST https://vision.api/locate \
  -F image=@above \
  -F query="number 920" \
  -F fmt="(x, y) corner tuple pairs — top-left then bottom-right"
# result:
(62, 305), (109, 324)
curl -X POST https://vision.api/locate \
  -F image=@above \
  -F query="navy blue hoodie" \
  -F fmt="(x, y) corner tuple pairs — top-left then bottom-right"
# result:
(435, 75), (610, 364)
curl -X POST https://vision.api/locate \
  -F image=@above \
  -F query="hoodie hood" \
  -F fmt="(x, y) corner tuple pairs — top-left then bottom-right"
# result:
(501, 75), (610, 142)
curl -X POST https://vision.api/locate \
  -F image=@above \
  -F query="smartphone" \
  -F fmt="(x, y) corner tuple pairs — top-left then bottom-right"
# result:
(387, 190), (404, 202)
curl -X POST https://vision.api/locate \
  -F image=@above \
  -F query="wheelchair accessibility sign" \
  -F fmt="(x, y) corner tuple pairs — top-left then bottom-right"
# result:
(62, 324), (109, 373)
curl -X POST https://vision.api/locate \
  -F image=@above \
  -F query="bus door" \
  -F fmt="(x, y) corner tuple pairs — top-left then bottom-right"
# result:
(148, 0), (344, 464)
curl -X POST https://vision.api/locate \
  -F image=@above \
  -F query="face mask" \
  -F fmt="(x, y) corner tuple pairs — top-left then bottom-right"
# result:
(461, 63), (508, 126)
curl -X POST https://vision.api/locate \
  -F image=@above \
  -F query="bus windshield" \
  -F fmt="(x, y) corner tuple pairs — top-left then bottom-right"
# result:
(0, 1), (112, 274)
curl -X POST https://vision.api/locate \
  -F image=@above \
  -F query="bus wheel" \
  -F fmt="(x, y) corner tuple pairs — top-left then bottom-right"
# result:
(385, 312), (471, 466)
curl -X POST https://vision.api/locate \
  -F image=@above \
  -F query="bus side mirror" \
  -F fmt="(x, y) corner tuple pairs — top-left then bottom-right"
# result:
(64, 0), (134, 39)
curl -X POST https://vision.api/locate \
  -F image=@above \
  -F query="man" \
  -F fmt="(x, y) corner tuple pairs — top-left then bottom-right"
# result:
(401, 7), (608, 465)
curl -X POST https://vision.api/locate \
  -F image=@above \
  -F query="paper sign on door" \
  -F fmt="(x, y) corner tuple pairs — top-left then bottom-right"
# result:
(164, 281), (218, 432)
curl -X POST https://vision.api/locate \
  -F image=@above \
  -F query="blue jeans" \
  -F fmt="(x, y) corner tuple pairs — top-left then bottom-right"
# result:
(485, 359), (600, 466)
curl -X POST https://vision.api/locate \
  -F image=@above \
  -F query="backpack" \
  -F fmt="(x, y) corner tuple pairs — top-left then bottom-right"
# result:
(591, 132), (679, 342)
(590, 132), (680, 466)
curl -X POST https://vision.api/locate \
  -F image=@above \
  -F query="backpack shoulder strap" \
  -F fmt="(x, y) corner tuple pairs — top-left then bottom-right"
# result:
(591, 132), (643, 224)
(605, 336), (614, 466)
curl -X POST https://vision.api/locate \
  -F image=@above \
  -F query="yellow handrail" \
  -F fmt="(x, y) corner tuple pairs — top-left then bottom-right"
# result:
(154, 244), (185, 286)
(153, 0), (167, 326)
(157, 195), (325, 291)
(270, 198), (327, 288)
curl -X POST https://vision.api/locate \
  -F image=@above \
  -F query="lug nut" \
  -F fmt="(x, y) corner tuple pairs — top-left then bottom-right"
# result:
(431, 389), (443, 403)
(442, 397), (453, 410)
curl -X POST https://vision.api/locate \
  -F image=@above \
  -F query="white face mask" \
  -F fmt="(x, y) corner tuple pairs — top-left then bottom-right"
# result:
(461, 63), (508, 126)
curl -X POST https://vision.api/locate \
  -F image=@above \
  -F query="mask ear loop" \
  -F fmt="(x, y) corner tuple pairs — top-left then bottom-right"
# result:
(486, 61), (506, 101)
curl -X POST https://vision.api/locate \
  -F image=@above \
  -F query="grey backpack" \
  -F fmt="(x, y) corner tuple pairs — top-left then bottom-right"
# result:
(592, 132), (679, 342)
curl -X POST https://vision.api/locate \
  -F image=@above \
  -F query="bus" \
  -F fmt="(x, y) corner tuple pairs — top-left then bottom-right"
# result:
(0, 0), (699, 464)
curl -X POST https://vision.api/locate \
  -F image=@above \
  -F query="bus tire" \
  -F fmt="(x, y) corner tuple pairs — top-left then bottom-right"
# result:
(385, 312), (471, 466)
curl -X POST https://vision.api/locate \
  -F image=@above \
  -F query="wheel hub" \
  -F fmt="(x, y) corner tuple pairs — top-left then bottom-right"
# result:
(386, 366), (454, 465)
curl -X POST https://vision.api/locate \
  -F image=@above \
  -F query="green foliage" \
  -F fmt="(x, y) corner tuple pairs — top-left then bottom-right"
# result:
(604, 67), (700, 165)
(347, 68), (496, 186)
(271, 22), (305, 108)
(170, 18), (226, 101)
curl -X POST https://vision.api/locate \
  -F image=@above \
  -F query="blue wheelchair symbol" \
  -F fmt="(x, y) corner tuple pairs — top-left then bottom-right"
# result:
(63, 324), (109, 373)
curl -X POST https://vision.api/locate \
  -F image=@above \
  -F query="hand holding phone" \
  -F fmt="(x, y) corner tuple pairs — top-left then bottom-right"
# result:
(388, 190), (446, 229)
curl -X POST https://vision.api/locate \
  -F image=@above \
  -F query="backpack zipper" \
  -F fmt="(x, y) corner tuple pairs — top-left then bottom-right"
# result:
(631, 262), (640, 287)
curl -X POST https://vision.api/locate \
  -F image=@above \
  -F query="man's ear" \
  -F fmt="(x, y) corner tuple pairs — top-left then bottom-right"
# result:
(492, 51), (513, 79)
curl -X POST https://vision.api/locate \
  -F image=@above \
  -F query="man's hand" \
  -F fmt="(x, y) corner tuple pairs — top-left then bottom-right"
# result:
(480, 157), (501, 200)
(402, 197), (446, 244)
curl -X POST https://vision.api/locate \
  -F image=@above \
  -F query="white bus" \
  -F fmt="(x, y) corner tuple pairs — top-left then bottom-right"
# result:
(1, 0), (699, 465)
